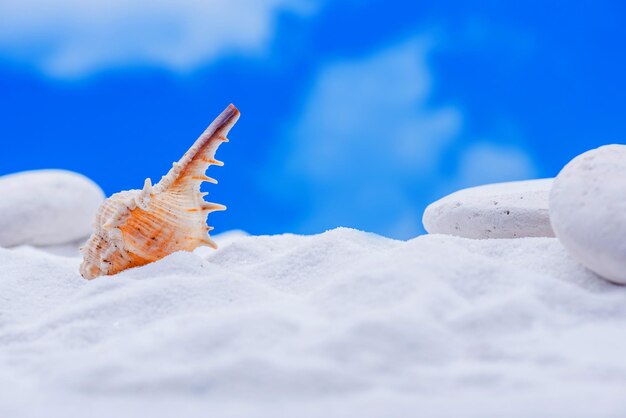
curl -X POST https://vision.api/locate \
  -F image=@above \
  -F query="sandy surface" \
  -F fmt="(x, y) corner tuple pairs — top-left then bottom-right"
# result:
(1, 228), (626, 417)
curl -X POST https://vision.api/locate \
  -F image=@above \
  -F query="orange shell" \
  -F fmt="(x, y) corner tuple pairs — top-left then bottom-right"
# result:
(80, 104), (239, 279)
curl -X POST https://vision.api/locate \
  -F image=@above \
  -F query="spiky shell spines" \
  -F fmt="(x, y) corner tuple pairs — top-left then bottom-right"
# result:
(80, 104), (240, 279)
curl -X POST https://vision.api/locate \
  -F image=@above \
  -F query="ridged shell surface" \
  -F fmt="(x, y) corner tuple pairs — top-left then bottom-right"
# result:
(80, 104), (240, 279)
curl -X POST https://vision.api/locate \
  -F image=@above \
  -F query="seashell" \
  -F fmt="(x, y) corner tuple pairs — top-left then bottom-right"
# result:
(80, 104), (240, 279)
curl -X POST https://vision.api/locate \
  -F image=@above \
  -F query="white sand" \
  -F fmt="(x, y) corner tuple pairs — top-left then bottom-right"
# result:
(1, 228), (626, 418)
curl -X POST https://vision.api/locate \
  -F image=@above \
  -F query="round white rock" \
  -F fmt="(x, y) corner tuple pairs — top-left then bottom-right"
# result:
(550, 145), (626, 284)
(423, 179), (554, 239)
(0, 170), (105, 247)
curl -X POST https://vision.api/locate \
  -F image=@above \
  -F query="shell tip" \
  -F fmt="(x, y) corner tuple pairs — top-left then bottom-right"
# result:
(203, 237), (218, 249)
(143, 178), (153, 194)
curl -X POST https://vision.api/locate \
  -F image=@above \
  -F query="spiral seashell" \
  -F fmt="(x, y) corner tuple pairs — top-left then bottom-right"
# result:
(80, 104), (240, 279)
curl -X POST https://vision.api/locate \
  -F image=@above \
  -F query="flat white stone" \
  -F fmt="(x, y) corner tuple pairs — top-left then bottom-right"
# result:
(550, 145), (626, 284)
(0, 170), (105, 247)
(423, 179), (554, 239)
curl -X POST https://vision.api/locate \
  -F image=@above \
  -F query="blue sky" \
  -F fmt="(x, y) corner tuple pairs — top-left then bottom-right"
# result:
(1, 0), (624, 238)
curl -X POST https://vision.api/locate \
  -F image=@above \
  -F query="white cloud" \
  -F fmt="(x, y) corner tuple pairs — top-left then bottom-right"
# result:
(282, 38), (461, 182)
(0, 0), (313, 77)
(268, 36), (538, 239)
(453, 142), (538, 188)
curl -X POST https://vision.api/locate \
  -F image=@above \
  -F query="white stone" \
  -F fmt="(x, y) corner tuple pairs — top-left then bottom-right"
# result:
(0, 170), (105, 247)
(423, 179), (554, 239)
(550, 145), (626, 284)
